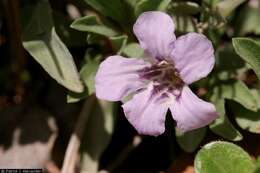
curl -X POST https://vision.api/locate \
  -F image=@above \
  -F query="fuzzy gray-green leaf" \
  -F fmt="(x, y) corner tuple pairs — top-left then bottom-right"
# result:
(195, 141), (255, 173)
(209, 97), (242, 141)
(233, 38), (260, 80)
(70, 16), (118, 37)
(176, 127), (206, 153)
(22, 0), (83, 93)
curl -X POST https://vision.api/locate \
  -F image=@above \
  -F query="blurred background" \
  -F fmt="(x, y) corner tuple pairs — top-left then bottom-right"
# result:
(0, 0), (260, 172)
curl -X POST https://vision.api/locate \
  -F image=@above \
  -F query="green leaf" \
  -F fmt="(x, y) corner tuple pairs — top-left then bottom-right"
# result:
(174, 15), (197, 33)
(53, 12), (86, 47)
(216, 0), (246, 18)
(80, 55), (101, 95)
(209, 79), (257, 140)
(135, 0), (171, 16)
(236, 3), (260, 35)
(176, 127), (206, 153)
(209, 97), (243, 141)
(86, 34), (103, 45)
(229, 101), (260, 134)
(233, 38), (260, 80)
(67, 89), (88, 103)
(84, 0), (130, 24)
(81, 99), (116, 173)
(202, 0), (221, 7)
(226, 80), (257, 111)
(122, 43), (144, 57)
(216, 80), (257, 111)
(251, 89), (260, 110)
(109, 35), (128, 54)
(125, 0), (139, 8)
(22, 0), (83, 93)
(170, 2), (201, 15)
(195, 141), (255, 173)
(215, 45), (245, 72)
(66, 53), (100, 103)
(70, 16), (118, 37)
(253, 157), (260, 173)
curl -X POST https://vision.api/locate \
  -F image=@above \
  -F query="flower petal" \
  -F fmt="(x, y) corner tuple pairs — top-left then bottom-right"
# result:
(170, 86), (218, 132)
(171, 33), (215, 84)
(133, 11), (176, 61)
(95, 56), (150, 101)
(122, 84), (169, 136)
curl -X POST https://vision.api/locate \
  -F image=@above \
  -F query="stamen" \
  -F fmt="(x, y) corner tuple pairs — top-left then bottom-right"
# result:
(139, 60), (184, 95)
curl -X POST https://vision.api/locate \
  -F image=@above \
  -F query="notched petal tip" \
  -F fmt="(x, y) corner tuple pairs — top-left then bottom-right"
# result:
(133, 11), (176, 61)
(122, 84), (169, 136)
(171, 32), (215, 84)
(177, 110), (219, 133)
(170, 86), (218, 132)
(123, 104), (165, 137)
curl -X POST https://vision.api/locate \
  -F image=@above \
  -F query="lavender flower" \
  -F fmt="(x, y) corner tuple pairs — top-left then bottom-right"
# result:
(95, 11), (218, 136)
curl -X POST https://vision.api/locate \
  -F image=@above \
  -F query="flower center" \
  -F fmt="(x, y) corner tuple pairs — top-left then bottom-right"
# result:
(139, 60), (184, 94)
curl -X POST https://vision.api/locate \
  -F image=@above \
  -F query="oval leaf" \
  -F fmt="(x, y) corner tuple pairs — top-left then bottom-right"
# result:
(176, 127), (206, 153)
(22, 0), (83, 92)
(80, 57), (100, 96)
(210, 98), (243, 141)
(84, 0), (132, 25)
(233, 38), (260, 80)
(122, 43), (144, 57)
(215, 80), (257, 111)
(109, 35), (128, 54)
(70, 16), (118, 37)
(229, 101), (260, 134)
(195, 141), (255, 173)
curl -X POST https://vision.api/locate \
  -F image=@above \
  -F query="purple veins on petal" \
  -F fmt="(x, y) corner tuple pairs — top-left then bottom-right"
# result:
(169, 86), (218, 132)
(95, 11), (218, 136)
(139, 61), (184, 92)
(170, 32), (215, 84)
(133, 11), (176, 61)
(122, 84), (169, 136)
(95, 55), (151, 101)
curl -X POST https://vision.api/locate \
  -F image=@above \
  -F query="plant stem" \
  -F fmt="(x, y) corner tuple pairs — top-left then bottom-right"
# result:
(61, 96), (96, 173)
